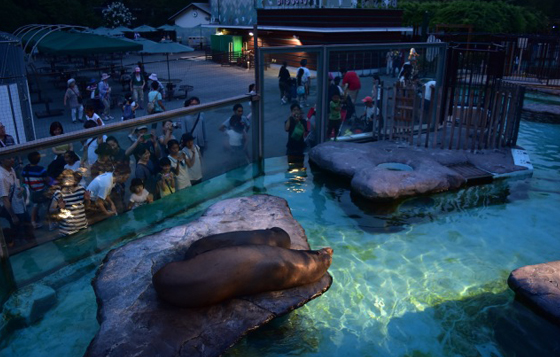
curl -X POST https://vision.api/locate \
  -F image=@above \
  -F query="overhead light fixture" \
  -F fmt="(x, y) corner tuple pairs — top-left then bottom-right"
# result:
(249, 32), (254, 36)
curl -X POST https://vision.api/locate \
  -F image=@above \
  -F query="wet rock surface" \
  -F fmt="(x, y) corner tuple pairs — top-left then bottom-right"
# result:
(309, 141), (528, 201)
(86, 195), (332, 357)
(508, 261), (560, 325)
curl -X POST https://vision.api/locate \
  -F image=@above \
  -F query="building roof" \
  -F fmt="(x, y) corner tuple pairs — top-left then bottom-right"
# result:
(169, 3), (211, 21)
(202, 25), (413, 33)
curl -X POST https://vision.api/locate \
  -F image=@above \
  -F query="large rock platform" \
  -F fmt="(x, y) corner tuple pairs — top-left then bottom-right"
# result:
(508, 261), (560, 325)
(309, 141), (529, 201)
(86, 195), (332, 357)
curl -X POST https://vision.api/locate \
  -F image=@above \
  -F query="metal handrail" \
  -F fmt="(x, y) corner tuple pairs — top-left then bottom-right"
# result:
(0, 94), (253, 157)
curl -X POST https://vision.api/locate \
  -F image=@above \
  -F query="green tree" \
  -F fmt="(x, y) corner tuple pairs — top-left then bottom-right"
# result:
(102, 1), (135, 28)
(400, 0), (548, 34)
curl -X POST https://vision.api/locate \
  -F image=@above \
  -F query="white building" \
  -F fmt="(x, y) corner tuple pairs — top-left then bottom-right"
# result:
(169, 3), (212, 28)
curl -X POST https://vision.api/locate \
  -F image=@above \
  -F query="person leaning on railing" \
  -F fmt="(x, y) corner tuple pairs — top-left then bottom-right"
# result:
(85, 163), (131, 222)
(0, 156), (35, 248)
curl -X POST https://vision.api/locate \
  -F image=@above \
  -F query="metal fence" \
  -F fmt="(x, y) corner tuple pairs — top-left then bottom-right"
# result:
(434, 32), (560, 86)
(0, 32), (35, 144)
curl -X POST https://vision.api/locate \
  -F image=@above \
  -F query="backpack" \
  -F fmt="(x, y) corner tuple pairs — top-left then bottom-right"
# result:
(147, 94), (157, 114)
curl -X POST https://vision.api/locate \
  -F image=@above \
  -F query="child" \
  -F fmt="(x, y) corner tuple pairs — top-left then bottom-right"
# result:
(122, 94), (138, 121)
(84, 105), (104, 127)
(49, 170), (89, 236)
(181, 133), (203, 185)
(328, 93), (342, 139)
(359, 96), (379, 132)
(22, 151), (49, 229)
(167, 139), (191, 190)
(128, 178), (153, 210)
(63, 150), (87, 187)
(156, 157), (175, 198)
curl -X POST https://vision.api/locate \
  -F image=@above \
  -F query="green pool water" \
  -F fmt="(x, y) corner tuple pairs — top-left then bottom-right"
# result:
(2, 120), (560, 357)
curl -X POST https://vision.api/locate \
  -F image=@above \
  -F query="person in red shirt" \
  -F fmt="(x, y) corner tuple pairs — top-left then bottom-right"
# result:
(341, 67), (361, 104)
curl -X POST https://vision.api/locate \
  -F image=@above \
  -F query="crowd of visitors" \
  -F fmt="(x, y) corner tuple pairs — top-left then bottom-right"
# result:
(0, 93), (216, 247)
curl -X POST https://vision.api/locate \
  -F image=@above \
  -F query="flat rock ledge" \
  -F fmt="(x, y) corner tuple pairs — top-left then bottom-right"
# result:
(508, 261), (560, 325)
(86, 195), (332, 357)
(309, 141), (528, 201)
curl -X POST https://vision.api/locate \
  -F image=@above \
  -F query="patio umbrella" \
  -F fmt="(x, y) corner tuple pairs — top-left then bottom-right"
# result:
(132, 25), (158, 33)
(91, 26), (112, 36)
(120, 37), (160, 63)
(113, 26), (133, 32)
(139, 40), (194, 81)
(32, 32), (143, 55)
(157, 24), (181, 31)
(107, 28), (126, 37)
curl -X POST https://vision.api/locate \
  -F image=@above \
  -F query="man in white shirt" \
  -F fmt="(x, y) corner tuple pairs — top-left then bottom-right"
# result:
(298, 59), (311, 104)
(423, 80), (436, 117)
(87, 164), (130, 218)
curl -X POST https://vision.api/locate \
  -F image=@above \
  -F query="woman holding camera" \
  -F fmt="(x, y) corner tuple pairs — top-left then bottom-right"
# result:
(159, 120), (177, 152)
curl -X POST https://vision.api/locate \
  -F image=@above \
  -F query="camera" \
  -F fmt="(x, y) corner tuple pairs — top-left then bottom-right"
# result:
(142, 134), (151, 140)
(172, 122), (181, 129)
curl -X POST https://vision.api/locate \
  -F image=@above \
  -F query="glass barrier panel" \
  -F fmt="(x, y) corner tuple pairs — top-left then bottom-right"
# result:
(326, 44), (446, 143)
(259, 44), (446, 151)
(260, 48), (323, 165)
(24, 51), (254, 141)
(0, 98), (256, 286)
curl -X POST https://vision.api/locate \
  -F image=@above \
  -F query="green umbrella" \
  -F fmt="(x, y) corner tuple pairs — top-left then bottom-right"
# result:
(157, 24), (181, 31)
(106, 26), (133, 36)
(114, 26), (133, 32)
(107, 28), (126, 36)
(132, 25), (157, 33)
(34, 32), (143, 55)
(91, 27), (112, 36)
(140, 40), (194, 81)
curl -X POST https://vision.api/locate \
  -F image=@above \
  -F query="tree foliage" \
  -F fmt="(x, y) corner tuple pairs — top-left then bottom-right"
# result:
(0, 0), (187, 33)
(400, 0), (548, 34)
(102, 2), (135, 28)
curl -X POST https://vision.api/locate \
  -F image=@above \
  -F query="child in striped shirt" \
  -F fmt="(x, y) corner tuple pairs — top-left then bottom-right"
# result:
(49, 170), (90, 236)
(22, 151), (49, 229)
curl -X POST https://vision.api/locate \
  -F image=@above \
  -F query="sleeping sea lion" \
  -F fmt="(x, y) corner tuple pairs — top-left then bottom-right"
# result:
(153, 245), (333, 308)
(184, 227), (291, 259)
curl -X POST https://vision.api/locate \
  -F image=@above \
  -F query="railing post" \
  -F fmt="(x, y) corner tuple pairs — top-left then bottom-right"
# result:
(319, 46), (328, 144)
(253, 24), (264, 176)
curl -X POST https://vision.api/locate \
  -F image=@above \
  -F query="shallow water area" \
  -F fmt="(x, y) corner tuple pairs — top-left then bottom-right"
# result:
(2, 121), (560, 357)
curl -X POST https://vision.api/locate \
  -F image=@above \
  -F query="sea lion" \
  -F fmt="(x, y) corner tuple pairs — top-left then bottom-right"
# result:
(184, 227), (291, 259)
(153, 245), (333, 308)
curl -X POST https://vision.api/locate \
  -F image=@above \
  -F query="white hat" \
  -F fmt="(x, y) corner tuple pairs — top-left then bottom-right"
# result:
(67, 78), (76, 86)
(148, 73), (158, 81)
(101, 73), (110, 80)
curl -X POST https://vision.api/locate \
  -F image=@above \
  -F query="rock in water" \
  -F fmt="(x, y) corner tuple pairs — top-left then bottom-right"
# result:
(85, 195), (332, 357)
(508, 261), (560, 325)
